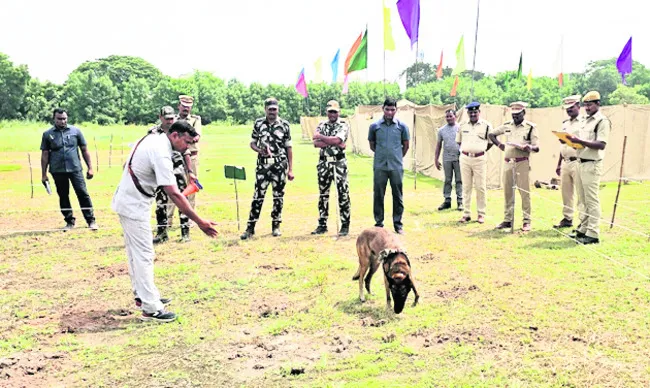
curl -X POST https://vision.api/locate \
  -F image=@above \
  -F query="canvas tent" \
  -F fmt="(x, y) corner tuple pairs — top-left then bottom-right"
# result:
(301, 102), (650, 188)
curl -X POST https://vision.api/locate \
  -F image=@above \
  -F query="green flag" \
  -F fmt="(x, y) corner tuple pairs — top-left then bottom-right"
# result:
(347, 28), (368, 73)
(517, 52), (523, 79)
(452, 35), (466, 76)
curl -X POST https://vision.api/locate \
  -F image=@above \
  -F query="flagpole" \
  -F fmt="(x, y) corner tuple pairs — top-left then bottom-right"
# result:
(413, 40), (419, 190)
(470, 0), (480, 100)
(383, 49), (387, 97)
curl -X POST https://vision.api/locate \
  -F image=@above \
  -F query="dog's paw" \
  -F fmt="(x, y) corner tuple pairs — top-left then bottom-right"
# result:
(359, 297), (366, 303)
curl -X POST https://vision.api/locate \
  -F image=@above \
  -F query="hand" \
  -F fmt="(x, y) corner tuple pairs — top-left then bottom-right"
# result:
(435, 161), (441, 171)
(258, 148), (270, 157)
(86, 168), (94, 180)
(288, 170), (295, 181)
(312, 132), (323, 140)
(198, 219), (219, 237)
(499, 143), (505, 151)
(339, 142), (347, 150)
(188, 172), (197, 183)
(556, 166), (561, 176)
(566, 135), (580, 144)
(521, 144), (532, 152)
(41, 175), (49, 184)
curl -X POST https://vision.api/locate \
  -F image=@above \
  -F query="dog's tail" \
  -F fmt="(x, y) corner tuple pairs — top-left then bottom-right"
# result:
(352, 235), (365, 280)
(352, 268), (360, 281)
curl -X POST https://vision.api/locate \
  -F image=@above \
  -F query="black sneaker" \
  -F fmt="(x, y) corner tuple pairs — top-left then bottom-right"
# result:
(457, 201), (464, 211)
(568, 230), (586, 239)
(338, 224), (349, 236)
(311, 225), (328, 235)
(135, 297), (172, 309)
(577, 235), (600, 245)
(62, 223), (74, 231)
(437, 201), (452, 211)
(140, 310), (177, 323)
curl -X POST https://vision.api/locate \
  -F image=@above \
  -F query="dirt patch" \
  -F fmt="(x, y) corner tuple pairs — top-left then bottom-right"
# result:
(252, 301), (288, 318)
(222, 332), (324, 380)
(255, 264), (292, 272)
(95, 263), (128, 280)
(0, 352), (66, 387)
(416, 253), (437, 262)
(407, 326), (498, 349)
(435, 284), (480, 300)
(59, 308), (136, 333)
(360, 317), (387, 327)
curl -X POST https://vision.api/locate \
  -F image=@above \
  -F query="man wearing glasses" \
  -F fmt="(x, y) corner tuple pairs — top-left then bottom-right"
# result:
(240, 98), (295, 240)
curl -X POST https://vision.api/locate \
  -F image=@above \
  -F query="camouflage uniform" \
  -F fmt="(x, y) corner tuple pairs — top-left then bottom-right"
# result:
(149, 125), (189, 240)
(245, 117), (292, 231)
(174, 113), (201, 209)
(315, 119), (351, 228)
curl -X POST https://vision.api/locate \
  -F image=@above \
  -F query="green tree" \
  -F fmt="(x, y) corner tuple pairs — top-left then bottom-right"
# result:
(62, 71), (121, 124)
(0, 53), (30, 119)
(73, 55), (163, 92)
(608, 85), (650, 104)
(192, 71), (228, 124)
(122, 77), (155, 124)
(22, 79), (62, 122)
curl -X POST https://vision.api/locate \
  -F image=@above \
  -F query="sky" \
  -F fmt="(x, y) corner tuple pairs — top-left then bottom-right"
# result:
(1, 0), (644, 86)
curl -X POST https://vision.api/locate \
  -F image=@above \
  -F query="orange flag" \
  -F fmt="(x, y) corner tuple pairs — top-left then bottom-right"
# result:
(450, 75), (459, 96)
(344, 32), (363, 75)
(436, 50), (443, 79)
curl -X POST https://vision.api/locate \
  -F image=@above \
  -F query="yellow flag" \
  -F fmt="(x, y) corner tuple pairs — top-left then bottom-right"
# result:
(314, 57), (322, 83)
(452, 35), (465, 75)
(383, 0), (396, 51)
(527, 68), (533, 90)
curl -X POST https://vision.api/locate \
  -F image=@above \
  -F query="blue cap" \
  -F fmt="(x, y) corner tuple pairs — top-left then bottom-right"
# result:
(465, 101), (481, 111)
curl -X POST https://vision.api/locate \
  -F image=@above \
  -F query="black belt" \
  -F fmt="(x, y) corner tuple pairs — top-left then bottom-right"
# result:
(565, 157), (578, 162)
(320, 154), (346, 162)
(462, 151), (485, 157)
(580, 158), (601, 163)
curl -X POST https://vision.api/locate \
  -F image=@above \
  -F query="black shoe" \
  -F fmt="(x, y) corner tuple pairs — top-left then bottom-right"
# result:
(395, 228), (405, 235)
(272, 228), (282, 237)
(139, 310), (177, 323)
(437, 201), (452, 211)
(135, 297), (172, 309)
(153, 233), (169, 244)
(240, 229), (255, 240)
(311, 225), (328, 235)
(457, 201), (464, 211)
(179, 229), (190, 243)
(338, 224), (349, 236)
(62, 223), (74, 231)
(553, 219), (573, 229)
(495, 222), (512, 230)
(577, 235), (600, 245)
(568, 230), (586, 239)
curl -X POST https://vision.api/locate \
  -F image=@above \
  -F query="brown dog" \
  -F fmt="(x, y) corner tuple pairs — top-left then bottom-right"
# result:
(352, 227), (419, 313)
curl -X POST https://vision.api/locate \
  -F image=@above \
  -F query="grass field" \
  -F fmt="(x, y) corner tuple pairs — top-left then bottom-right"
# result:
(1, 122), (649, 387)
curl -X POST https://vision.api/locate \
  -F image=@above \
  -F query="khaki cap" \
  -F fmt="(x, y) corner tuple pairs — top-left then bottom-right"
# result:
(562, 95), (581, 109)
(509, 101), (528, 114)
(179, 95), (194, 107)
(326, 100), (341, 112)
(582, 91), (601, 102)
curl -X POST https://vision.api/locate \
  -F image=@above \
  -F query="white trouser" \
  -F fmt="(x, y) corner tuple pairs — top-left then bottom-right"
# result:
(119, 215), (164, 313)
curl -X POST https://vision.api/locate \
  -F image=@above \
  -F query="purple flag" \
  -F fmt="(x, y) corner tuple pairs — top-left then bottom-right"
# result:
(397, 0), (420, 48)
(616, 37), (632, 85)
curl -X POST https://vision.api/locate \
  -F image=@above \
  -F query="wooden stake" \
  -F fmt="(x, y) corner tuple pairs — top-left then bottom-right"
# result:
(109, 133), (113, 168)
(28, 153), (34, 199)
(610, 135), (628, 229)
(94, 136), (99, 173)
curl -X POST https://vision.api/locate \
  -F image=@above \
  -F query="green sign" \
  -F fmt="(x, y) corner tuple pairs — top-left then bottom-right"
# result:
(224, 165), (246, 180)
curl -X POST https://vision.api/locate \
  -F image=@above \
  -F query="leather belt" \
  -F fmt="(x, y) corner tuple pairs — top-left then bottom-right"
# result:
(462, 151), (485, 157)
(564, 156), (578, 162)
(320, 154), (346, 162)
(190, 151), (198, 156)
(580, 158), (601, 163)
(505, 157), (529, 163)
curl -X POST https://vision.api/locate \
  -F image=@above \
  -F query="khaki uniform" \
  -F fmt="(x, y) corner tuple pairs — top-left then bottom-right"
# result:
(575, 111), (611, 239)
(491, 120), (539, 223)
(175, 114), (202, 209)
(559, 117), (583, 221)
(456, 119), (492, 217)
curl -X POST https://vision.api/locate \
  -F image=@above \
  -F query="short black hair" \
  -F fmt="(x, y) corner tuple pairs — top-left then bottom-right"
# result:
(445, 109), (456, 116)
(52, 108), (67, 118)
(169, 120), (198, 138)
(383, 98), (398, 108)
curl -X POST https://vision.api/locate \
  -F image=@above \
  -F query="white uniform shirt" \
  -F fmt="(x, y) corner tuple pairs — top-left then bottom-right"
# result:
(112, 133), (176, 221)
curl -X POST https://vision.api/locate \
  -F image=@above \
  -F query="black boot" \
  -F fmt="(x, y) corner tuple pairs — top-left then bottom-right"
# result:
(179, 226), (190, 243)
(457, 200), (464, 211)
(153, 228), (169, 244)
(311, 225), (328, 235)
(272, 221), (281, 237)
(338, 223), (350, 236)
(438, 200), (452, 211)
(240, 223), (255, 240)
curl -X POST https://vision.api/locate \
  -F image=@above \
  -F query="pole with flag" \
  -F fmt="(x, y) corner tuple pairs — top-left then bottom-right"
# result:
(436, 50), (443, 79)
(517, 52), (523, 79)
(342, 27), (368, 95)
(451, 35), (466, 97)
(383, 0), (396, 96)
(331, 49), (340, 84)
(470, 0), (481, 100)
(295, 68), (308, 98)
(617, 37), (632, 85)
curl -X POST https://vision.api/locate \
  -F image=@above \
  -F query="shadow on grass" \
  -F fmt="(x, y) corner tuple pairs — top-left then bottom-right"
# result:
(335, 297), (398, 322)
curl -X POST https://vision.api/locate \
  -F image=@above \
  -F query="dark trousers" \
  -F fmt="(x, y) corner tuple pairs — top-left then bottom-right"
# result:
(443, 160), (463, 202)
(247, 160), (288, 228)
(51, 171), (94, 225)
(373, 168), (404, 230)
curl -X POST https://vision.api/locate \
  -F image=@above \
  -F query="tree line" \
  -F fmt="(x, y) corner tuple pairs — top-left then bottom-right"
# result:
(1, 53), (649, 125)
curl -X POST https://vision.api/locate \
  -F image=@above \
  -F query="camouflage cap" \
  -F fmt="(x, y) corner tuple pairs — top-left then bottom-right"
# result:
(160, 106), (175, 118)
(264, 97), (279, 107)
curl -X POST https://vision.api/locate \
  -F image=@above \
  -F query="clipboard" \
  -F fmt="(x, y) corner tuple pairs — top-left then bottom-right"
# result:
(552, 131), (584, 149)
